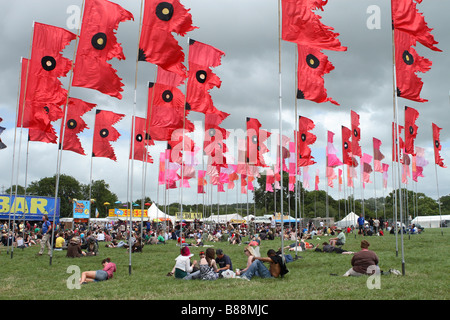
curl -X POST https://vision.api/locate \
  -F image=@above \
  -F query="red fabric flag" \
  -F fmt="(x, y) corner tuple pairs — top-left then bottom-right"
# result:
(139, 0), (197, 78)
(60, 98), (96, 155)
(373, 137), (385, 173)
(296, 45), (339, 105)
(167, 132), (195, 165)
(395, 30), (432, 103)
(92, 109), (125, 161)
(186, 40), (225, 115)
(297, 116), (316, 167)
(204, 113), (230, 167)
(146, 82), (194, 141)
(391, 0), (441, 52)
(392, 122), (405, 162)
(197, 170), (207, 194)
(341, 125), (353, 166)
(246, 117), (271, 167)
(281, 0), (347, 51)
(432, 123), (446, 168)
(404, 106), (419, 155)
(351, 110), (361, 157)
(130, 116), (154, 163)
(362, 153), (373, 188)
(28, 128), (58, 144)
(26, 23), (76, 106)
(72, 0), (134, 99)
(315, 169), (320, 191)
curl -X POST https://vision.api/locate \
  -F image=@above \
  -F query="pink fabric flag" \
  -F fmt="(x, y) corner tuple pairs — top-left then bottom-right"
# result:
(362, 153), (373, 188)
(373, 137), (385, 173)
(327, 131), (343, 167)
(266, 168), (275, 192)
(198, 170), (207, 194)
(382, 163), (389, 189)
(326, 166), (336, 188)
(315, 169), (320, 190)
(338, 168), (343, 192)
(303, 167), (310, 189)
(402, 154), (411, 184)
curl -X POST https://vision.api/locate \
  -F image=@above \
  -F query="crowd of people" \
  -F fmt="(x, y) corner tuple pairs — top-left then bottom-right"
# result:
(1, 213), (413, 281)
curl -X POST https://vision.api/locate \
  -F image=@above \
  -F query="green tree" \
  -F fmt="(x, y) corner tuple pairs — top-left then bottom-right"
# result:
(27, 174), (84, 218)
(82, 180), (119, 218)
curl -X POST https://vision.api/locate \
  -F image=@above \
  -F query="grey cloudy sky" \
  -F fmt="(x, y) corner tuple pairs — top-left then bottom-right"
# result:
(0, 0), (448, 212)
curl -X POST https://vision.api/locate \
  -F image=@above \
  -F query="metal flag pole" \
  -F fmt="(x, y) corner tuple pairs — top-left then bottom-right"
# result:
(278, 0), (285, 258)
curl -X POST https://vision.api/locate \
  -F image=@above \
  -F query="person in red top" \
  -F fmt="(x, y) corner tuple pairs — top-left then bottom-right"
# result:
(343, 240), (379, 277)
(79, 258), (117, 284)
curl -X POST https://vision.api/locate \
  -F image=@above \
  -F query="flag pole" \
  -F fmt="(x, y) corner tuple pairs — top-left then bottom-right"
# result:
(434, 157), (443, 236)
(390, 11), (406, 275)
(278, 0), (285, 260)
(50, 0), (85, 266)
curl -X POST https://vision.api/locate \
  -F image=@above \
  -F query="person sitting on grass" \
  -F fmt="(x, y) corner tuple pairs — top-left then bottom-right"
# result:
(79, 257), (116, 284)
(315, 242), (354, 254)
(329, 228), (346, 247)
(238, 249), (288, 281)
(343, 240), (379, 277)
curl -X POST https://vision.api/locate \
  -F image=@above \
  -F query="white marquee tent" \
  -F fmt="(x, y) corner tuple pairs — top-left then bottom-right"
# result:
(411, 215), (450, 228)
(147, 203), (176, 225)
(335, 212), (362, 228)
(203, 213), (246, 224)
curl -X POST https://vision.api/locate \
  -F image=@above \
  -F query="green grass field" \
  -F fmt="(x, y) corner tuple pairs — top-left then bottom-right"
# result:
(0, 229), (448, 300)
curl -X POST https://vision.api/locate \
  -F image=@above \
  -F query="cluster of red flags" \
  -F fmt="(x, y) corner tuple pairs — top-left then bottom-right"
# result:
(282, 0), (346, 105)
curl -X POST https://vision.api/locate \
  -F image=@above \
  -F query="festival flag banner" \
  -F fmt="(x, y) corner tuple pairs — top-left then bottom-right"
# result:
(373, 137), (385, 173)
(404, 106), (419, 155)
(382, 163), (389, 189)
(92, 109), (125, 161)
(432, 123), (446, 168)
(72, 0), (134, 99)
(297, 116), (317, 167)
(130, 116), (154, 163)
(351, 110), (361, 157)
(392, 122), (405, 162)
(139, 0), (197, 78)
(341, 125), (353, 166)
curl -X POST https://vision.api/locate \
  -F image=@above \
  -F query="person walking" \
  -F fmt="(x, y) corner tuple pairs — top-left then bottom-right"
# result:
(37, 215), (52, 256)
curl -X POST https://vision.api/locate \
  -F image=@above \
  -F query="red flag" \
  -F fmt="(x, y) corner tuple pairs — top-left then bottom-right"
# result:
(373, 137), (385, 173)
(139, 0), (197, 78)
(432, 123), (446, 168)
(315, 169), (320, 191)
(204, 113), (230, 167)
(92, 109), (125, 161)
(362, 153), (373, 188)
(26, 23), (76, 106)
(72, 0), (134, 99)
(60, 98), (96, 155)
(297, 116), (316, 167)
(351, 110), (361, 157)
(296, 45), (339, 105)
(341, 125), (353, 166)
(197, 170), (207, 194)
(246, 117), (271, 167)
(281, 0), (346, 51)
(404, 106), (419, 155)
(28, 128), (58, 144)
(391, 0), (441, 52)
(392, 122), (405, 162)
(186, 40), (225, 115)
(130, 116), (154, 163)
(395, 30), (432, 103)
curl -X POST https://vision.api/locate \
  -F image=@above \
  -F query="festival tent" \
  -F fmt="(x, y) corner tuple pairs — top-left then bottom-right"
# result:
(335, 212), (362, 228)
(147, 203), (176, 225)
(411, 215), (450, 228)
(203, 213), (246, 224)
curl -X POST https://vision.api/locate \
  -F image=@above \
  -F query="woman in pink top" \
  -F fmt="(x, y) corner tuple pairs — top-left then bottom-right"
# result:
(80, 258), (116, 284)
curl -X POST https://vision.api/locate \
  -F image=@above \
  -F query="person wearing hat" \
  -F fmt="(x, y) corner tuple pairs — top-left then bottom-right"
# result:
(329, 228), (346, 247)
(171, 246), (197, 279)
(215, 248), (233, 277)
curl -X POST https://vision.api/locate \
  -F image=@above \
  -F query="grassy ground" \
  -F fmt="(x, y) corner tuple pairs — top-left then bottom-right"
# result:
(0, 229), (448, 300)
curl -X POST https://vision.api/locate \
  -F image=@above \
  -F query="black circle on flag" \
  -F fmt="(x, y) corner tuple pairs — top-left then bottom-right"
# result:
(306, 54), (320, 69)
(435, 140), (440, 149)
(100, 128), (109, 138)
(409, 126), (414, 135)
(136, 134), (143, 142)
(196, 70), (207, 83)
(41, 56), (56, 71)
(402, 50), (414, 65)
(43, 106), (50, 114)
(344, 142), (348, 149)
(67, 119), (77, 130)
(91, 33), (107, 50)
(162, 90), (173, 103)
(156, 2), (174, 21)
(251, 135), (258, 144)
(208, 128), (216, 137)
(301, 133), (306, 142)
(354, 129), (358, 138)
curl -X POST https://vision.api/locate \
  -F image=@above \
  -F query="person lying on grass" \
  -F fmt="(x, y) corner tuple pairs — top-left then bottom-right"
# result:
(79, 257), (116, 284)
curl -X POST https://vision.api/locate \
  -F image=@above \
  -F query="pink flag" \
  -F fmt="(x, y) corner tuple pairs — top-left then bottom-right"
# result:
(373, 137), (385, 173)
(382, 163), (389, 189)
(327, 130), (343, 167)
(315, 169), (320, 191)
(303, 167), (310, 190)
(362, 153), (373, 188)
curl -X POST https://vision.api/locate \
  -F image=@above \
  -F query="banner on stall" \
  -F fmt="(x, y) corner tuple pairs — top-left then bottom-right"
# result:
(0, 194), (60, 221)
(73, 200), (90, 219)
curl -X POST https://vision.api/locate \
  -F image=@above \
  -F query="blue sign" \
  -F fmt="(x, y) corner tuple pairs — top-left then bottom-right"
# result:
(0, 194), (60, 221)
(73, 200), (90, 219)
